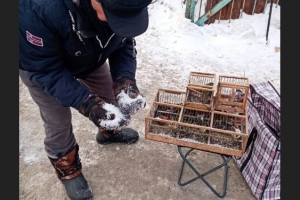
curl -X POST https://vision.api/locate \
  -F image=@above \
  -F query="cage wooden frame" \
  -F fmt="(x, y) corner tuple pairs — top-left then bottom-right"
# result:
(184, 85), (215, 110)
(145, 88), (249, 157)
(184, 72), (216, 110)
(214, 76), (250, 114)
(188, 71), (216, 89)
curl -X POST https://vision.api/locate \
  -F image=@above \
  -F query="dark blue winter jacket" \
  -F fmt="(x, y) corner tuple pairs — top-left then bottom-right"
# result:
(19, 0), (138, 109)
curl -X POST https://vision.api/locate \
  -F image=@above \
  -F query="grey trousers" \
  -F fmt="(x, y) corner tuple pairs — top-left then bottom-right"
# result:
(19, 63), (115, 158)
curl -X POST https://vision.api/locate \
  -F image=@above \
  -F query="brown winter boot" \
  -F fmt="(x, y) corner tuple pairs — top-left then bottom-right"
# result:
(48, 144), (93, 200)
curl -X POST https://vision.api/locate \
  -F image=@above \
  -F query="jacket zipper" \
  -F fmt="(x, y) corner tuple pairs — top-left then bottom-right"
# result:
(95, 33), (115, 62)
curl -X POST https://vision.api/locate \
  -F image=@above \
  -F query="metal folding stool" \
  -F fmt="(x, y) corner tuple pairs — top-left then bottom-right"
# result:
(177, 146), (232, 198)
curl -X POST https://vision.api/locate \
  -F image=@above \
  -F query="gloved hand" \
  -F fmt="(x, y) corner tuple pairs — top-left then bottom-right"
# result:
(113, 76), (146, 115)
(78, 94), (130, 130)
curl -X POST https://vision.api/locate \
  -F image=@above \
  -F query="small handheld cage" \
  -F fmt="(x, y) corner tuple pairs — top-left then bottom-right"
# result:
(185, 72), (216, 110)
(185, 86), (215, 110)
(148, 103), (183, 138)
(214, 76), (249, 115)
(146, 89), (184, 138)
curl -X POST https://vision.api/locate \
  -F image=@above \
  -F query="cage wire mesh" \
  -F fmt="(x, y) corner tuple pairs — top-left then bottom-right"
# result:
(181, 108), (211, 127)
(158, 90), (185, 105)
(209, 130), (242, 150)
(189, 73), (215, 86)
(219, 76), (249, 86)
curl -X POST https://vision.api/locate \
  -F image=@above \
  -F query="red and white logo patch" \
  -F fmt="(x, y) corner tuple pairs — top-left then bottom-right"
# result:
(26, 31), (43, 47)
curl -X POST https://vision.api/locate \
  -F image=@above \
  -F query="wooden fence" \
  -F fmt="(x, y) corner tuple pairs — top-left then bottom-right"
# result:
(185, 0), (281, 25)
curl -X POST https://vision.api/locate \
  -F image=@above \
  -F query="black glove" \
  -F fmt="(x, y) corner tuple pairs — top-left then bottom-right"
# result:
(78, 94), (130, 130)
(113, 76), (146, 115)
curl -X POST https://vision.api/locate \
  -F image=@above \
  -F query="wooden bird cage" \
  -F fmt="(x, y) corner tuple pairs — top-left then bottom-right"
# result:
(184, 72), (216, 110)
(145, 88), (249, 157)
(214, 76), (250, 115)
(185, 86), (214, 110)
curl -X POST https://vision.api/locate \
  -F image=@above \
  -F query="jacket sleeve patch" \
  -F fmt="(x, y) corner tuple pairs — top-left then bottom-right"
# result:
(26, 31), (43, 47)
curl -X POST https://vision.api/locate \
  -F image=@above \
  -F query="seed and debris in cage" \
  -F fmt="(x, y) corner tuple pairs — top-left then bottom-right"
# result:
(178, 126), (209, 144)
(149, 122), (180, 138)
(209, 131), (242, 150)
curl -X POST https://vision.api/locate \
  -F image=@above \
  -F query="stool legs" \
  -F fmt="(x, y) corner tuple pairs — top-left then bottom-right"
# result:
(177, 146), (232, 198)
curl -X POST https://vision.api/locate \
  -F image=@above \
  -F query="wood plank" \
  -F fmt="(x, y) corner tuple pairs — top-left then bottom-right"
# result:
(185, 0), (192, 19)
(214, 104), (245, 113)
(157, 88), (186, 94)
(195, 0), (232, 26)
(212, 110), (247, 118)
(152, 102), (184, 108)
(147, 117), (249, 137)
(217, 100), (244, 107)
(187, 86), (215, 92)
(145, 133), (243, 157)
(188, 83), (214, 89)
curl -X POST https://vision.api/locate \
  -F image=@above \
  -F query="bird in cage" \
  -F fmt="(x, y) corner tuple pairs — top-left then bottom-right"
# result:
(201, 91), (212, 104)
(206, 82), (214, 86)
(199, 128), (207, 134)
(181, 126), (191, 134)
(168, 122), (178, 129)
(234, 89), (244, 102)
(196, 114), (205, 124)
(232, 118), (244, 124)
(166, 107), (177, 113)
(232, 125), (242, 139)
(155, 115), (169, 126)
(162, 116), (169, 120)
